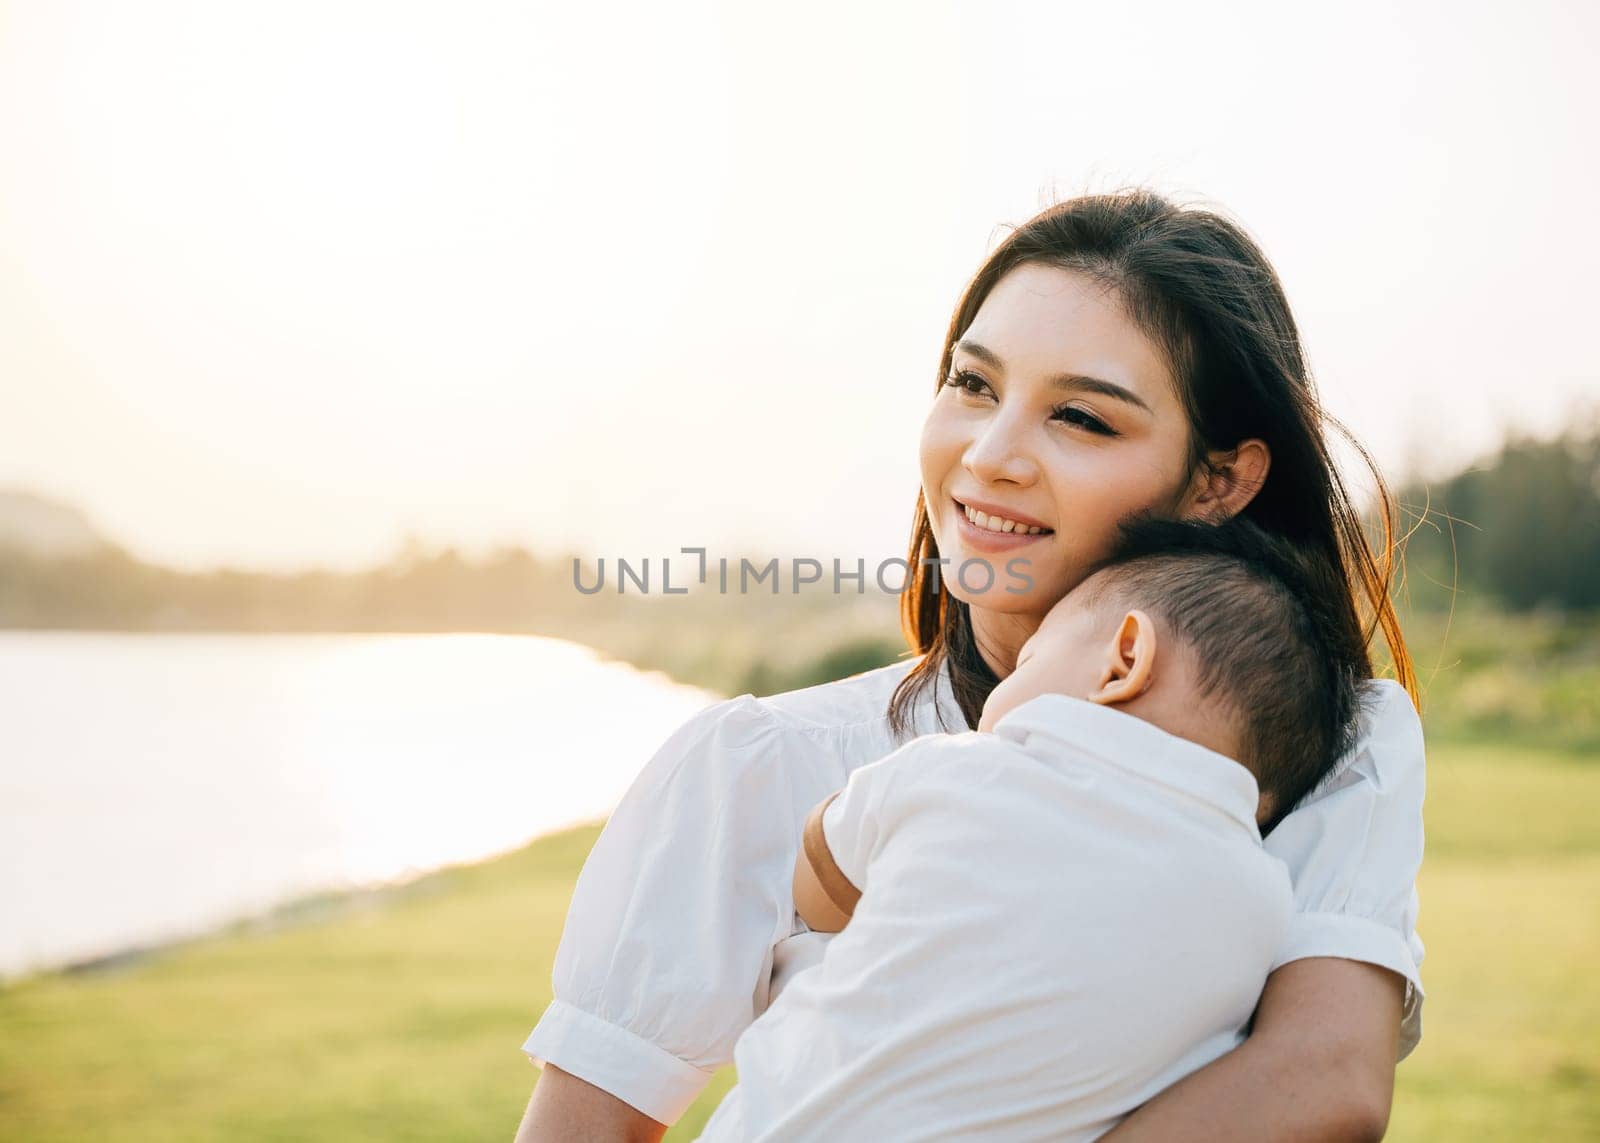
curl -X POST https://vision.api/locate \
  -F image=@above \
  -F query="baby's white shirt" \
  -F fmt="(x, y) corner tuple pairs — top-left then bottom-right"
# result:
(698, 692), (1293, 1142)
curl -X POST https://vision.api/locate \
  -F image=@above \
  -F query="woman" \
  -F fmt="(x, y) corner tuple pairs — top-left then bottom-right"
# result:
(514, 191), (1425, 1142)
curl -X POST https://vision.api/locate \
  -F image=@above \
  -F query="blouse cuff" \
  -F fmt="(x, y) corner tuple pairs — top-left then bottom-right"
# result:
(522, 998), (714, 1126)
(1272, 910), (1425, 1061)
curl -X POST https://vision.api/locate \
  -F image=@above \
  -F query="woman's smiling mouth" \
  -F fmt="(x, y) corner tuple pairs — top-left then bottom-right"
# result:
(951, 497), (1055, 553)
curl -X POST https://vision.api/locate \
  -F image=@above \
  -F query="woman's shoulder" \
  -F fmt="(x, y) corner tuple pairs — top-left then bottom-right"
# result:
(1358, 675), (1419, 716)
(645, 656), (957, 795)
(1347, 677), (1426, 781)
(1290, 676), (1425, 813)
(755, 657), (917, 730)
(758, 655), (965, 748)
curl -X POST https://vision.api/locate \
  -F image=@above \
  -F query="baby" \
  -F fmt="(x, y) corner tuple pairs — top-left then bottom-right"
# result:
(696, 516), (1366, 1142)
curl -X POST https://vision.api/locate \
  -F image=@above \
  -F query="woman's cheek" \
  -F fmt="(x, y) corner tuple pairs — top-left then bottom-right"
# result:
(919, 405), (968, 467)
(917, 405), (949, 468)
(918, 417), (967, 517)
(1043, 470), (1139, 574)
(1078, 446), (1170, 509)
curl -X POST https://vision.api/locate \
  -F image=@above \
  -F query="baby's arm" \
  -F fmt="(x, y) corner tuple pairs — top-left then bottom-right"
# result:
(791, 791), (862, 933)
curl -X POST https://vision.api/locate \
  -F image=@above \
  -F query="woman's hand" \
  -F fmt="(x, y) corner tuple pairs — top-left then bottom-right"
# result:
(512, 1064), (667, 1143)
(1099, 958), (1405, 1143)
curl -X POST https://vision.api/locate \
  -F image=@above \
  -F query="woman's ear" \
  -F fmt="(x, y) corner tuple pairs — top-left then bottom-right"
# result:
(1182, 437), (1271, 523)
(1088, 609), (1156, 706)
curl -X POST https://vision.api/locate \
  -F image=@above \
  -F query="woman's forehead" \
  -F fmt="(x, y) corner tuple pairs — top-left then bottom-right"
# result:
(962, 263), (1179, 407)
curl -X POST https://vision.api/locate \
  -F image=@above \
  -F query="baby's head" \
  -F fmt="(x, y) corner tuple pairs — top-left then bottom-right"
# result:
(977, 516), (1366, 830)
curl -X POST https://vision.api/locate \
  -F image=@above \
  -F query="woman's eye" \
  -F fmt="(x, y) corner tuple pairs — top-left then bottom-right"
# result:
(942, 368), (991, 397)
(1053, 405), (1115, 436)
(942, 370), (1116, 437)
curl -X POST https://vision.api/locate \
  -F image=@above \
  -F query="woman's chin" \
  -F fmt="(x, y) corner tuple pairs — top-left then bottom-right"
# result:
(927, 543), (1047, 610)
(943, 575), (1052, 616)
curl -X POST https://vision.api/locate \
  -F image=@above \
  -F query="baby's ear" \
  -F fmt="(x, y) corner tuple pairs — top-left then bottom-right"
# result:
(1088, 609), (1156, 706)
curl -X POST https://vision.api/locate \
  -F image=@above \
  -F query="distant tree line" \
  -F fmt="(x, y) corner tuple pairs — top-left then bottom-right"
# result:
(1390, 419), (1600, 612)
(0, 543), (608, 632)
(2, 422), (1597, 634)
(0, 536), (908, 698)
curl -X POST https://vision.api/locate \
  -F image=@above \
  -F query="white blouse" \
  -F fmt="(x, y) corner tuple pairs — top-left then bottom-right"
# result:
(522, 655), (1427, 1127)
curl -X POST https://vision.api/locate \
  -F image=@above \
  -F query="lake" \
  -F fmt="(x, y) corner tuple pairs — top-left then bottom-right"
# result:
(0, 632), (719, 978)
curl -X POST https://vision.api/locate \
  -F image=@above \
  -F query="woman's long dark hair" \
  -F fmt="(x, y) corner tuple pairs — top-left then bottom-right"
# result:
(889, 189), (1418, 736)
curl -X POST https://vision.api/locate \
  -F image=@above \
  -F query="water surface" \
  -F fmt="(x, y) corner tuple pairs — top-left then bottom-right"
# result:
(0, 632), (717, 977)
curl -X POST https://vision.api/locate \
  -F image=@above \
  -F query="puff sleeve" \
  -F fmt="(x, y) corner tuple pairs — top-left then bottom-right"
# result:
(1262, 678), (1428, 1059)
(521, 694), (796, 1125)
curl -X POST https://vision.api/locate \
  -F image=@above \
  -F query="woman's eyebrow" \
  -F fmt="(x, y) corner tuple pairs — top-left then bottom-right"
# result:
(955, 338), (1152, 415)
(954, 338), (1007, 371)
(1053, 374), (1152, 415)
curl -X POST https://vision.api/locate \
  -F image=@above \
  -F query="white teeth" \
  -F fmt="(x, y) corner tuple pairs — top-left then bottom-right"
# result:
(962, 503), (1046, 535)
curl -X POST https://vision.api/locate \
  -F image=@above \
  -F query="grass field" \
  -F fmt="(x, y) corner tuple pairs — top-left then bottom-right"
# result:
(2, 738), (1596, 1141)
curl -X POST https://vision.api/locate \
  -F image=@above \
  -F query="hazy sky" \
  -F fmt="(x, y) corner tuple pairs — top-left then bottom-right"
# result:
(2, 0), (1595, 572)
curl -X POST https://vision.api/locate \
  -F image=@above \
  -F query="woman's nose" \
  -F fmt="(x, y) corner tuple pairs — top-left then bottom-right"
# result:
(963, 414), (1039, 487)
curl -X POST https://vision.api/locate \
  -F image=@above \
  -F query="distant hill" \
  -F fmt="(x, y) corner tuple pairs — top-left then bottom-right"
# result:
(0, 489), (110, 558)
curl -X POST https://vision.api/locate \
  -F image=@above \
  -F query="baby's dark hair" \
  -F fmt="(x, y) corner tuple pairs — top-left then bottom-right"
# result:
(1079, 515), (1367, 831)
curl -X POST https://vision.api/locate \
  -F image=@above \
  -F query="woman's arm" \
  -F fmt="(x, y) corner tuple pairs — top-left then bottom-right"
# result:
(512, 1065), (666, 1143)
(512, 695), (798, 1133)
(1099, 958), (1405, 1143)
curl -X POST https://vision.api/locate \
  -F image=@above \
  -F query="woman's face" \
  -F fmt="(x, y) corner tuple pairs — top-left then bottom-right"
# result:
(918, 262), (1197, 627)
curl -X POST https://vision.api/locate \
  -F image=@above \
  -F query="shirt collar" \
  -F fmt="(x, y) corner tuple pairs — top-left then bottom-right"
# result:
(990, 692), (1263, 838)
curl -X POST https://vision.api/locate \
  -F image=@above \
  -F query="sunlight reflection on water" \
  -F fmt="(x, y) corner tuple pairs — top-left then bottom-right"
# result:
(0, 632), (719, 977)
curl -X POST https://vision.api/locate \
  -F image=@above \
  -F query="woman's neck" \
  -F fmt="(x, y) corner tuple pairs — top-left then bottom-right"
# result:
(967, 606), (1044, 680)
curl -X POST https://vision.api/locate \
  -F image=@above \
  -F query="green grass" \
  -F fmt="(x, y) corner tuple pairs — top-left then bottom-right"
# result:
(2, 740), (1596, 1141)
(1383, 740), (1600, 1141)
(1389, 606), (1600, 754)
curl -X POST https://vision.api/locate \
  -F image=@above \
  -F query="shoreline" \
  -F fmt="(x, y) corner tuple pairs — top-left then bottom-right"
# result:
(7, 815), (610, 989)
(0, 630), (738, 989)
